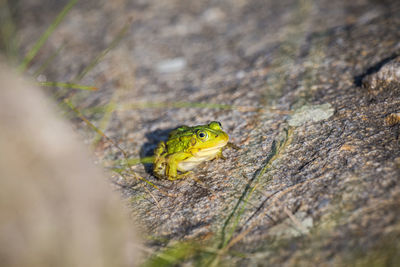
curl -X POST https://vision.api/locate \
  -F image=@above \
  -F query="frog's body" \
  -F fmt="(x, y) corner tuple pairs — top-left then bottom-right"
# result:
(153, 121), (229, 180)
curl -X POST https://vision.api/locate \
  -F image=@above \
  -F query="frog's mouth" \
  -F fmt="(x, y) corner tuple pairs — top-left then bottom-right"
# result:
(193, 140), (228, 157)
(199, 141), (227, 150)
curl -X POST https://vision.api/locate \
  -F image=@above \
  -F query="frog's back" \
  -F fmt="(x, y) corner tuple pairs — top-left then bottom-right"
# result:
(166, 132), (193, 153)
(168, 125), (190, 138)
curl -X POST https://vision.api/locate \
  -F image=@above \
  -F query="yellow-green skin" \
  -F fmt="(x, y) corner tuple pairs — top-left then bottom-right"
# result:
(153, 121), (229, 180)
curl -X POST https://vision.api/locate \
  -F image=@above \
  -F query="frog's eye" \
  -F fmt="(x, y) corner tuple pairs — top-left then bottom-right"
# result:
(197, 130), (208, 140)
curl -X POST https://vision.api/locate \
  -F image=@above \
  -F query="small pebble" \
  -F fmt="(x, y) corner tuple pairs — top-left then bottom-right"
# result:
(156, 57), (186, 73)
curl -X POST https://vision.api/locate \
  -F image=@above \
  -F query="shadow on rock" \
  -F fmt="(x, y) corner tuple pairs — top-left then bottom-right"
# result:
(140, 127), (176, 175)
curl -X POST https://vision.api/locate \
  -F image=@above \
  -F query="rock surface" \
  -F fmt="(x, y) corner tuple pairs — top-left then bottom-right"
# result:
(10, 0), (400, 265)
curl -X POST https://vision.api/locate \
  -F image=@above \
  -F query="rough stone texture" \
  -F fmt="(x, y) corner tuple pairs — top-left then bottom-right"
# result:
(9, 0), (400, 265)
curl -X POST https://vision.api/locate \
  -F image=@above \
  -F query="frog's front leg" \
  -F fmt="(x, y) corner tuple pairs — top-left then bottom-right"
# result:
(214, 148), (226, 160)
(154, 141), (166, 160)
(227, 142), (240, 150)
(165, 152), (192, 180)
(215, 142), (240, 160)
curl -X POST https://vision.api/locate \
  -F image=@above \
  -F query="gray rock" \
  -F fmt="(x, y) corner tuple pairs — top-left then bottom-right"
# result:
(9, 0), (400, 265)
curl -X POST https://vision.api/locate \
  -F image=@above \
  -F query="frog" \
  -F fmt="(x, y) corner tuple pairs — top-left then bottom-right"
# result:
(153, 121), (229, 180)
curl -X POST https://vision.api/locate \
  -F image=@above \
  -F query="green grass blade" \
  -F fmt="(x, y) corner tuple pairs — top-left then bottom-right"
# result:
(119, 102), (289, 113)
(0, 0), (19, 61)
(39, 81), (98, 91)
(143, 242), (198, 267)
(73, 21), (130, 82)
(33, 44), (65, 77)
(18, 0), (78, 72)
(217, 128), (293, 253)
(121, 101), (235, 110)
(63, 99), (166, 194)
(91, 96), (117, 146)
(112, 156), (154, 167)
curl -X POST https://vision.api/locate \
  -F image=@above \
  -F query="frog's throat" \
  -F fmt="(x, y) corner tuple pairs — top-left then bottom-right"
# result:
(177, 152), (217, 172)
(177, 142), (228, 172)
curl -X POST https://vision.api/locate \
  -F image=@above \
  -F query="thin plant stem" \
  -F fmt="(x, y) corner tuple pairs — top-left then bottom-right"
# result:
(18, 0), (78, 72)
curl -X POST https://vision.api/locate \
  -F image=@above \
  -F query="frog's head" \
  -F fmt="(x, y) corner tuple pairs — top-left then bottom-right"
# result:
(190, 121), (229, 153)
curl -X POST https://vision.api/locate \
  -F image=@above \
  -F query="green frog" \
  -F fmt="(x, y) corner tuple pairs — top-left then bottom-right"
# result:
(153, 121), (229, 180)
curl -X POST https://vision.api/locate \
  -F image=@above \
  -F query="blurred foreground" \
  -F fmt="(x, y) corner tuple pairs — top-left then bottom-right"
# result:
(0, 62), (140, 267)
